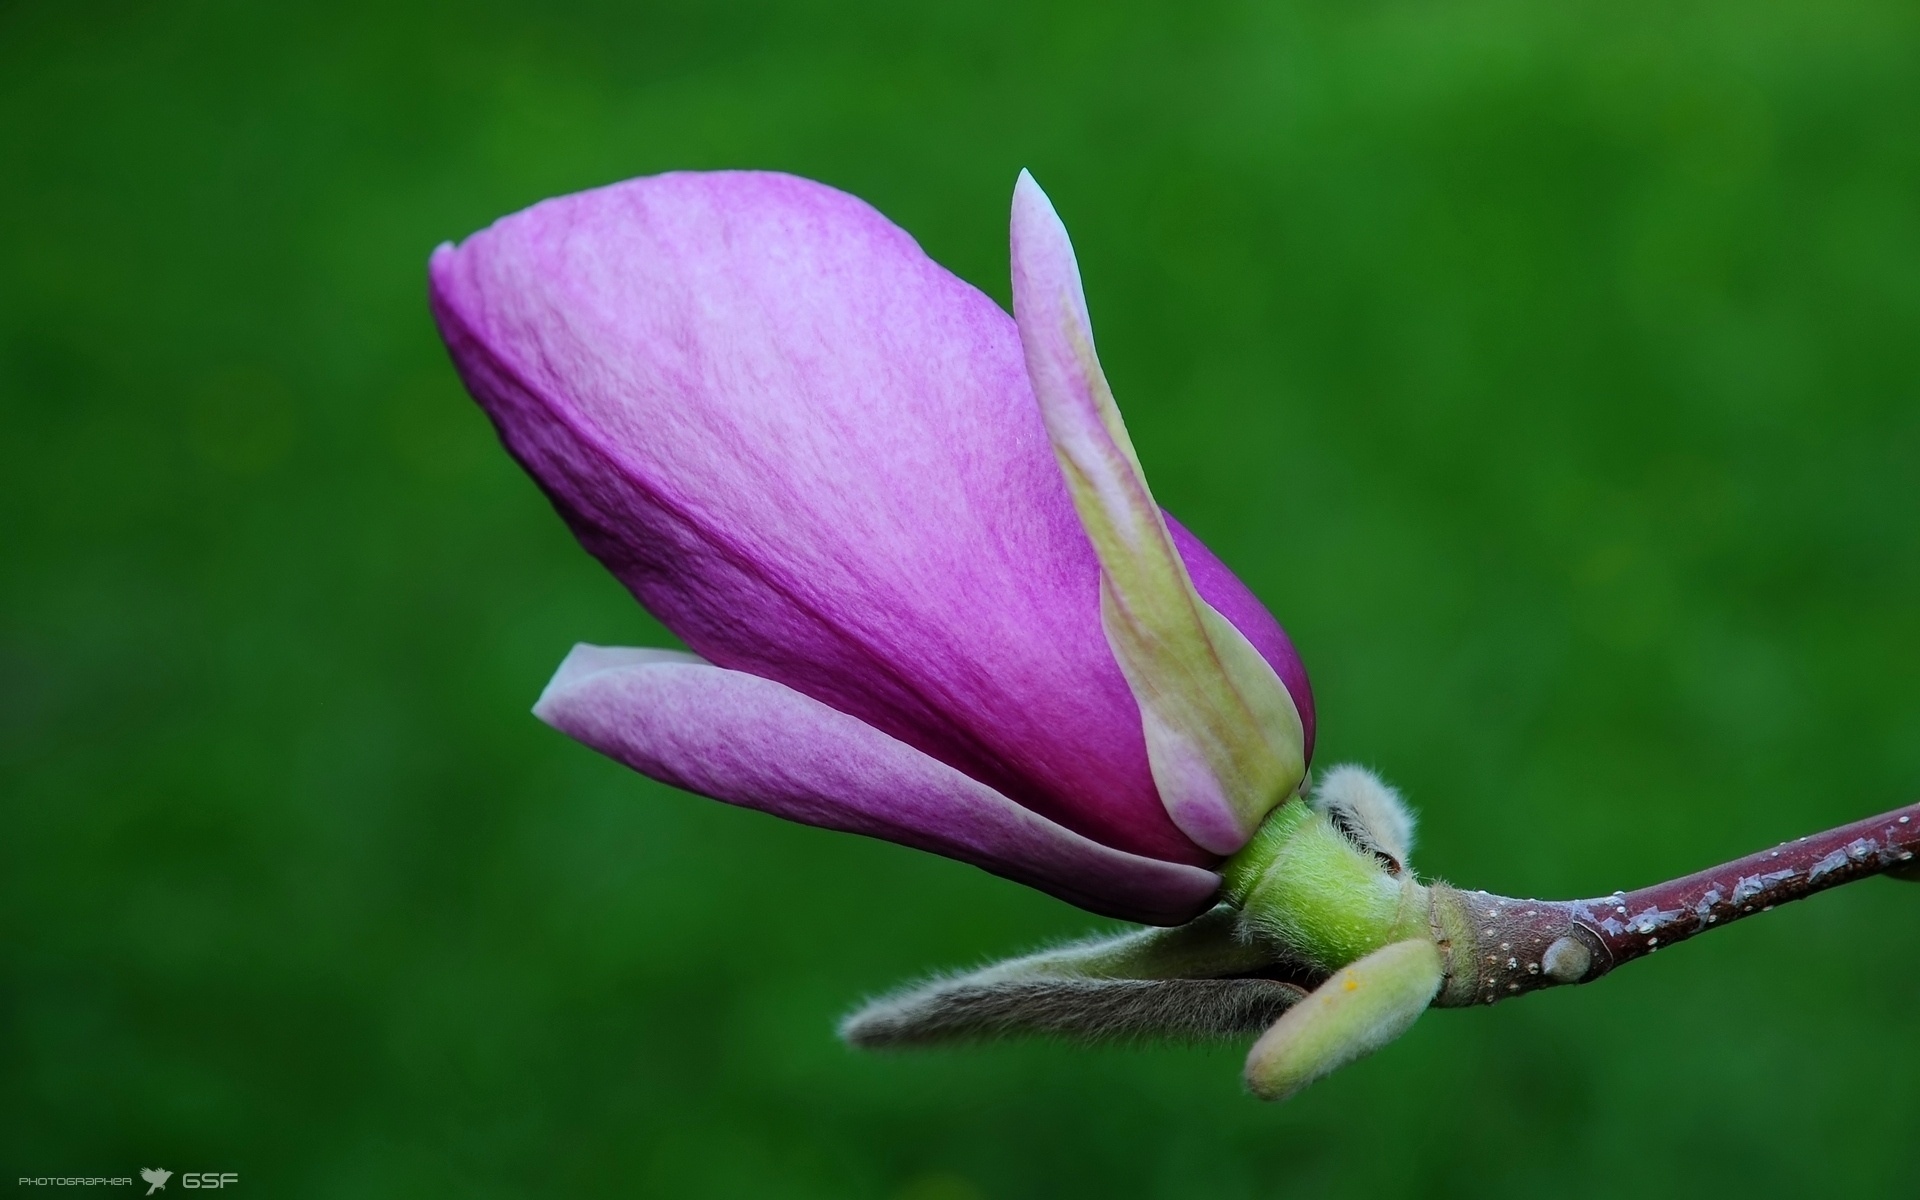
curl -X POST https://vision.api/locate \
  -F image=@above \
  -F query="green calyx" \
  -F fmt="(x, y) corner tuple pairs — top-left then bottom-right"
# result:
(1222, 798), (1432, 972)
(845, 766), (1461, 1102)
(1221, 796), (1448, 1100)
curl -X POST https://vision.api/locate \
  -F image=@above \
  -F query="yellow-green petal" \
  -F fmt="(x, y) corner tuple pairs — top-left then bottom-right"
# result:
(1009, 170), (1306, 854)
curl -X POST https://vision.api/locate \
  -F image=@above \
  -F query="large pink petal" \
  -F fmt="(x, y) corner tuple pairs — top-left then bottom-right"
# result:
(430, 171), (1312, 865)
(534, 645), (1222, 925)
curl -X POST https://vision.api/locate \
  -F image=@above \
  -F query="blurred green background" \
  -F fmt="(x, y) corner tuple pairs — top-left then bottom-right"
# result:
(4, 0), (1917, 1195)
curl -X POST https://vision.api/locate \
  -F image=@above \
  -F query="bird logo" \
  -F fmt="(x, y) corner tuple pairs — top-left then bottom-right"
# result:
(140, 1168), (172, 1194)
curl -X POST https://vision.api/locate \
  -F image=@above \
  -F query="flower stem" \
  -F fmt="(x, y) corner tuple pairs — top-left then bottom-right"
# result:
(1429, 800), (1920, 1007)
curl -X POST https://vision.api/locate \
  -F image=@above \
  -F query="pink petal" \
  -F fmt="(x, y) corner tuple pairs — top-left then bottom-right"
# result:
(534, 644), (1222, 925)
(430, 171), (1312, 865)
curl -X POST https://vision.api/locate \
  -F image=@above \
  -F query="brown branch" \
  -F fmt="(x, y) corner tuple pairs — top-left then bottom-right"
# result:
(1430, 800), (1920, 1007)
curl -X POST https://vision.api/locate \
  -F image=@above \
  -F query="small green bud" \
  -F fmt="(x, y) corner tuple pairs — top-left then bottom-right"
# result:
(1243, 938), (1443, 1102)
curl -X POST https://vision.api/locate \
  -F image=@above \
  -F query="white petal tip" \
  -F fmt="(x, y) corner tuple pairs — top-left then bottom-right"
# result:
(532, 643), (705, 726)
(1010, 171), (1065, 244)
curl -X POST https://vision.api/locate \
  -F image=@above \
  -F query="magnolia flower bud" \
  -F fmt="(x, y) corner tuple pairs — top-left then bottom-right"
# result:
(430, 169), (1316, 926)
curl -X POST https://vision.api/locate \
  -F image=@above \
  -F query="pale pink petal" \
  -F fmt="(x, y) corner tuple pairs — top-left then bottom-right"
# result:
(534, 644), (1223, 925)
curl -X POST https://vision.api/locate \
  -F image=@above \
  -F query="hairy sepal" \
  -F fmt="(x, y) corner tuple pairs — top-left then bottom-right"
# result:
(1311, 764), (1418, 874)
(839, 907), (1310, 1047)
